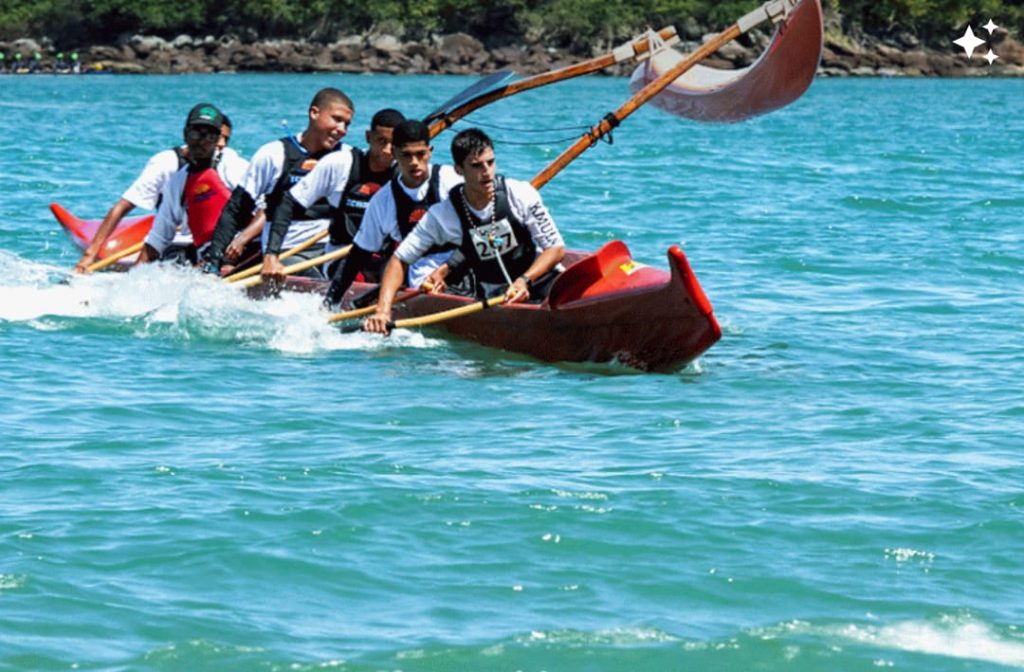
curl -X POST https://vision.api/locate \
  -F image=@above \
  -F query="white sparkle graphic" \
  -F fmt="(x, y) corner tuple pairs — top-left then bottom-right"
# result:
(983, 49), (999, 65)
(953, 25), (986, 58)
(983, 19), (999, 35)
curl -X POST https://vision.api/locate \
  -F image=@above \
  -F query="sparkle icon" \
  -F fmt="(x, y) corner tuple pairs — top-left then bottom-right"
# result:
(953, 25), (986, 58)
(983, 19), (999, 35)
(983, 49), (999, 65)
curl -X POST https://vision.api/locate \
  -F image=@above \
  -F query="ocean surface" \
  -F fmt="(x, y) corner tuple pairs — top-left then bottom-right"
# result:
(1, 72), (1022, 670)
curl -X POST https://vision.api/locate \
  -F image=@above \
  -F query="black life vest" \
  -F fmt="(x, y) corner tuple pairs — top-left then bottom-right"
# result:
(264, 135), (335, 223)
(393, 164), (443, 239)
(452, 175), (536, 285)
(329, 148), (393, 245)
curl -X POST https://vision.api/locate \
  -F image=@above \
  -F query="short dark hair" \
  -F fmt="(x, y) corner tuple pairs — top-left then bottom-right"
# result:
(310, 87), (353, 113)
(451, 128), (494, 166)
(392, 120), (430, 149)
(370, 108), (405, 130)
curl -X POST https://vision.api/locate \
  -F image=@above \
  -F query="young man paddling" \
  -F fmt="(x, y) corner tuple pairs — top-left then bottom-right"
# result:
(200, 88), (355, 277)
(136, 103), (249, 264)
(321, 119), (464, 309)
(258, 107), (406, 282)
(363, 128), (565, 334)
(74, 114), (232, 273)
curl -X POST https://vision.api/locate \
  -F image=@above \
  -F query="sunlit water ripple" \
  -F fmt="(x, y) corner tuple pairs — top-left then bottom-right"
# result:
(1, 73), (1022, 670)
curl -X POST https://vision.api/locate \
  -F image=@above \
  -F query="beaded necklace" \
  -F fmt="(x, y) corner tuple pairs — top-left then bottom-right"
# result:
(460, 184), (514, 286)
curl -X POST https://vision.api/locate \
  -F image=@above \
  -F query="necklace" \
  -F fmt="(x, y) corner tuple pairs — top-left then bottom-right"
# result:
(460, 184), (514, 286)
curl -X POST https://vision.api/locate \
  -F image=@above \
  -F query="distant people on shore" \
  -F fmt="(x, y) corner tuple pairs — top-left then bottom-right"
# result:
(0, 49), (88, 74)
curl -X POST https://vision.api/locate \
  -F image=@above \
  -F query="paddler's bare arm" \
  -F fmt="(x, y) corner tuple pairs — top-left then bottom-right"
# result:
(75, 198), (135, 273)
(225, 210), (265, 262)
(505, 245), (565, 304)
(363, 256), (408, 334)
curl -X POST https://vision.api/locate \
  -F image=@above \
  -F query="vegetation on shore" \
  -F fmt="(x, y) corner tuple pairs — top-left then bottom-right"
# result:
(1, 0), (1020, 52)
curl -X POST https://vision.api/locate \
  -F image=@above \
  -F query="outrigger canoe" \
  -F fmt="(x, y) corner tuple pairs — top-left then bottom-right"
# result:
(629, 0), (822, 123)
(262, 240), (721, 372)
(51, 202), (152, 263)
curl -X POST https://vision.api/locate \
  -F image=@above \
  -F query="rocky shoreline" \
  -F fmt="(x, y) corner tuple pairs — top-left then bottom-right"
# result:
(3, 28), (1022, 78)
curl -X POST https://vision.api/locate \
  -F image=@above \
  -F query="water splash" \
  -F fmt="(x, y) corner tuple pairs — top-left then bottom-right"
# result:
(0, 252), (440, 354)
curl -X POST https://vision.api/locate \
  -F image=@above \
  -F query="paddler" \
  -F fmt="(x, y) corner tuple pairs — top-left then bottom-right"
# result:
(256, 107), (407, 283)
(320, 119), (464, 310)
(74, 113), (232, 273)
(136, 103), (248, 265)
(363, 128), (565, 334)
(200, 88), (357, 278)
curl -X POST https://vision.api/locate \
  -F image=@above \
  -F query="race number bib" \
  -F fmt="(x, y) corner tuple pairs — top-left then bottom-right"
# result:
(469, 219), (517, 260)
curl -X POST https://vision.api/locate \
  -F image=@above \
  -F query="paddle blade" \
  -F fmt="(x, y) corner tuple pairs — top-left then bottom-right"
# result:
(422, 70), (516, 124)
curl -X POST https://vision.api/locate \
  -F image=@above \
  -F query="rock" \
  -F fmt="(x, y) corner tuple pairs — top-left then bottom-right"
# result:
(817, 66), (849, 77)
(370, 34), (402, 53)
(87, 46), (121, 60)
(850, 66), (875, 76)
(12, 38), (42, 54)
(716, 40), (754, 66)
(171, 35), (193, 49)
(440, 32), (484, 59)
(895, 32), (919, 49)
(98, 60), (147, 74)
(331, 35), (364, 48)
(824, 31), (862, 56)
(680, 16), (703, 41)
(331, 44), (363, 62)
(130, 35), (169, 57)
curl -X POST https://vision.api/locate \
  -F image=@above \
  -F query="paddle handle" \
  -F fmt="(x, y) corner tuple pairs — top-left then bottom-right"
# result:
(224, 229), (330, 282)
(86, 241), (144, 272)
(235, 244), (352, 289)
(427, 27), (679, 139)
(531, 0), (796, 189)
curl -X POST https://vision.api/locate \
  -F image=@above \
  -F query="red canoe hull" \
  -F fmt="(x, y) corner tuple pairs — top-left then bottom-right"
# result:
(276, 241), (722, 371)
(50, 202), (153, 261)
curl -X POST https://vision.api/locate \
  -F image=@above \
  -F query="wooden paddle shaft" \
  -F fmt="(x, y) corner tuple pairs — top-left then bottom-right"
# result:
(390, 295), (505, 330)
(427, 27), (679, 138)
(86, 241), (144, 272)
(327, 287), (422, 324)
(530, 0), (797, 189)
(235, 244), (352, 289)
(531, 24), (742, 190)
(225, 228), (330, 282)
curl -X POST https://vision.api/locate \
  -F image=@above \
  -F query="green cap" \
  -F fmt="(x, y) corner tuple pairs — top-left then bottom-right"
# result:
(71, 52), (78, 60)
(57, 52), (64, 58)
(15, 52), (21, 58)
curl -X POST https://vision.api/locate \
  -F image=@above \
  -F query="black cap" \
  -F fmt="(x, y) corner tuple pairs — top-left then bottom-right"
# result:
(185, 103), (226, 130)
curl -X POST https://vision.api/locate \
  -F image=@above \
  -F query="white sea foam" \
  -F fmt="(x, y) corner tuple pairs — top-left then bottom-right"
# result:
(0, 253), (441, 354)
(827, 616), (1024, 668)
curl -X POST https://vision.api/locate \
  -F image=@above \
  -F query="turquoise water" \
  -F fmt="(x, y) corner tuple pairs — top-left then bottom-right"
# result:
(1, 73), (1023, 670)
